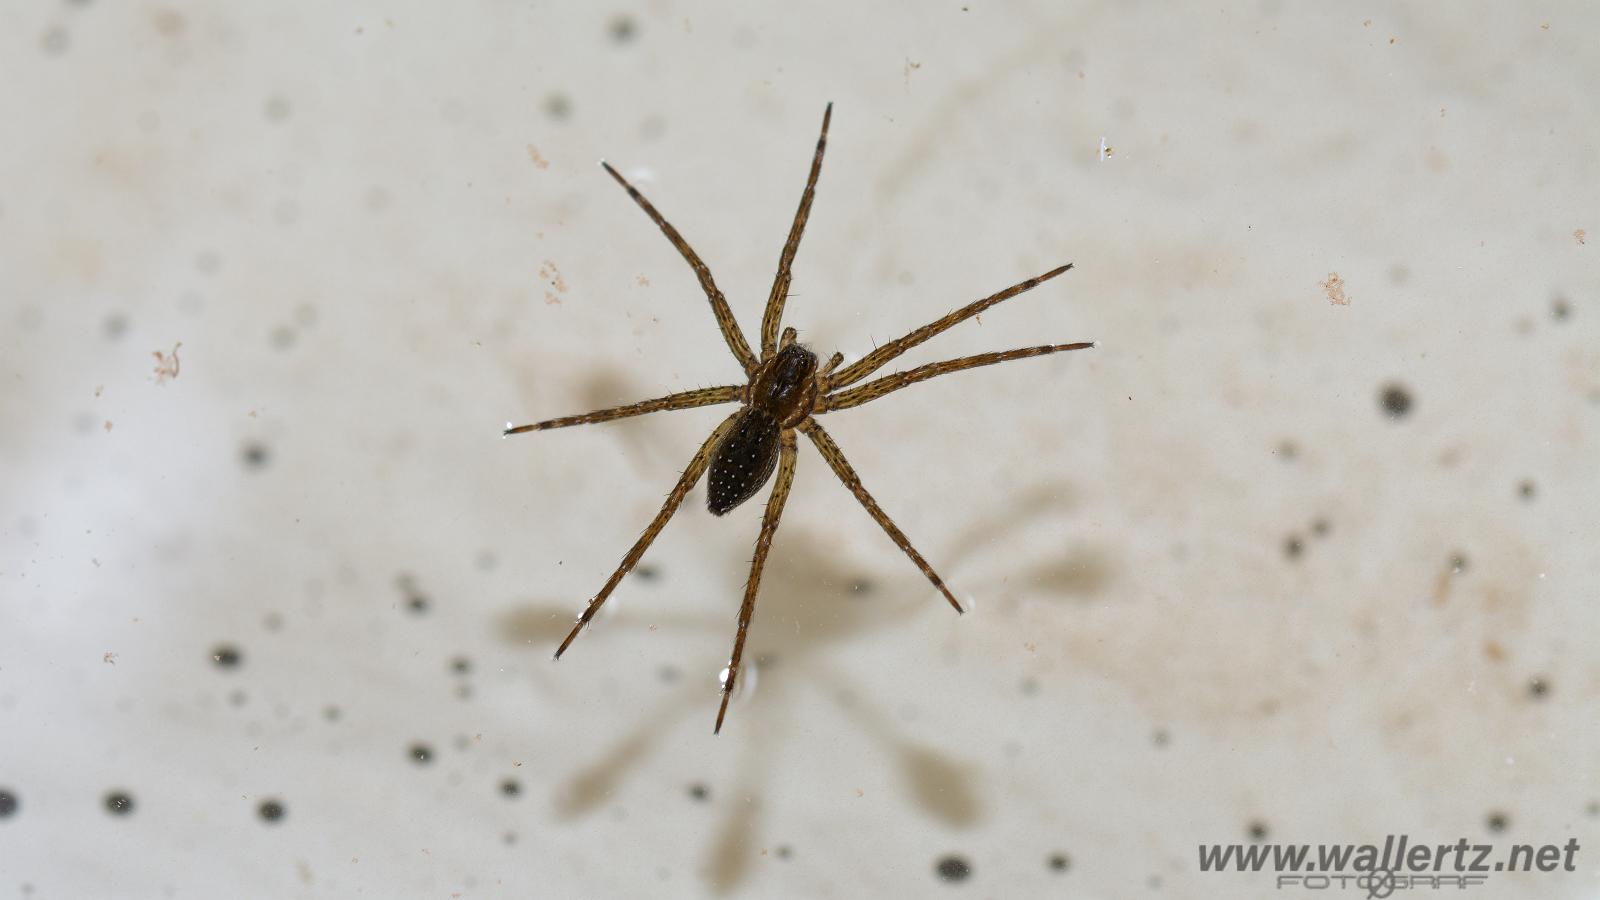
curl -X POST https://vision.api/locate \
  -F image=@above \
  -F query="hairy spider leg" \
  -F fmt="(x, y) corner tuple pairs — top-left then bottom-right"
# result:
(823, 342), (1095, 412)
(760, 103), (833, 360)
(828, 263), (1075, 391)
(715, 430), (799, 733)
(798, 420), (964, 614)
(600, 161), (758, 374)
(554, 411), (744, 659)
(503, 385), (744, 435)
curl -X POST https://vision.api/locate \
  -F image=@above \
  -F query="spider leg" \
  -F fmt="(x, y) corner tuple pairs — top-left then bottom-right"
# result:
(714, 430), (798, 734)
(797, 420), (964, 614)
(822, 342), (1094, 413)
(829, 263), (1074, 390)
(555, 410), (744, 659)
(760, 103), (833, 361)
(600, 161), (758, 374)
(504, 385), (744, 435)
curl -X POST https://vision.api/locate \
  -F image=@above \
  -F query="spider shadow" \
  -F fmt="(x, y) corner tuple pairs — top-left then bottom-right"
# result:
(497, 521), (988, 893)
(941, 480), (1117, 604)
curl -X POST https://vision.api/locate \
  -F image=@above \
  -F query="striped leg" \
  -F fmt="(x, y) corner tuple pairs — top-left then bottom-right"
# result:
(714, 430), (799, 734)
(828, 264), (1074, 390)
(600, 161), (758, 374)
(554, 411), (743, 659)
(823, 343), (1094, 412)
(798, 420), (963, 614)
(760, 103), (833, 359)
(504, 385), (743, 435)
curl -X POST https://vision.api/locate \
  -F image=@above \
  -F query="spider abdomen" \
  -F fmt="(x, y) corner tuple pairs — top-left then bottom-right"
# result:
(707, 408), (781, 516)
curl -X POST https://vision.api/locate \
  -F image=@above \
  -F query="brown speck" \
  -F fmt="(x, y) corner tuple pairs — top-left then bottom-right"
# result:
(1575, 228), (1587, 245)
(152, 342), (182, 383)
(1388, 36), (1397, 44)
(1320, 272), (1350, 305)
(539, 259), (568, 305)
(103, 420), (113, 432)
(526, 144), (549, 170)
(103, 651), (117, 665)
(636, 274), (651, 287)
(94, 385), (104, 397)
(1528, 676), (1549, 699)
(1540, 22), (1550, 30)
(1483, 640), (1505, 662)
(903, 57), (921, 87)
(1363, 19), (1372, 26)
(152, 9), (186, 36)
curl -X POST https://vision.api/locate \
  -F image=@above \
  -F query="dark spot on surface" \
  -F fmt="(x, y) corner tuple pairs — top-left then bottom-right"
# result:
(241, 442), (270, 469)
(409, 743), (434, 765)
(544, 93), (572, 120)
(1310, 518), (1330, 537)
(608, 15), (638, 43)
(211, 644), (242, 669)
(1449, 552), (1469, 574)
(103, 313), (128, 339)
(1551, 296), (1571, 321)
(1587, 800), (1599, 817)
(1151, 728), (1170, 748)
(687, 783), (709, 803)
(474, 550), (497, 571)
(1517, 479), (1536, 501)
(454, 683), (472, 700)
(264, 95), (292, 122)
(0, 789), (17, 818)
(774, 845), (793, 859)
(658, 664), (680, 683)
(500, 778), (521, 798)
(1379, 383), (1413, 419)
(1527, 676), (1550, 699)
(270, 325), (296, 350)
(1048, 852), (1071, 872)
(1019, 676), (1040, 696)
(227, 689), (248, 707)
(258, 799), (285, 823)
(935, 855), (972, 882)
(1486, 811), (1509, 833)
(450, 656), (472, 675)
(633, 563), (660, 582)
(1275, 440), (1297, 460)
(1247, 820), (1270, 841)
(262, 612), (284, 631)
(105, 791), (135, 816)
(1284, 535), (1304, 560)
(397, 575), (430, 614)
(1387, 263), (1410, 284)
(849, 577), (875, 596)
(323, 705), (341, 722)
(41, 25), (70, 55)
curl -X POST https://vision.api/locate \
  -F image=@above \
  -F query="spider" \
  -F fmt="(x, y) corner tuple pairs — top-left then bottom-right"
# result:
(504, 104), (1094, 733)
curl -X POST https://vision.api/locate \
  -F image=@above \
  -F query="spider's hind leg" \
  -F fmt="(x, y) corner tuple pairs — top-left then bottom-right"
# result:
(554, 410), (743, 659)
(799, 419), (964, 614)
(715, 430), (799, 734)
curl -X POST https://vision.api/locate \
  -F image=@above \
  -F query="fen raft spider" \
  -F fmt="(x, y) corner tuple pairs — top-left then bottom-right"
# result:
(504, 104), (1094, 733)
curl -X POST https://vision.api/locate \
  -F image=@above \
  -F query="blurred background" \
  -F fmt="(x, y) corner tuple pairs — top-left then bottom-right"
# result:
(2, 1), (1597, 897)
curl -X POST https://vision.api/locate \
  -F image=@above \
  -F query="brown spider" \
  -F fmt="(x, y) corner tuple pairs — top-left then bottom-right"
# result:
(505, 104), (1094, 733)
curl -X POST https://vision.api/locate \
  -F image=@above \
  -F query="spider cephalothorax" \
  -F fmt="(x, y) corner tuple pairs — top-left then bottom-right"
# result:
(504, 104), (1094, 732)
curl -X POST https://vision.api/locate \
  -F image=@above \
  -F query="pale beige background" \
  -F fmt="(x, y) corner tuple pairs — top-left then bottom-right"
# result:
(2, 1), (1597, 898)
